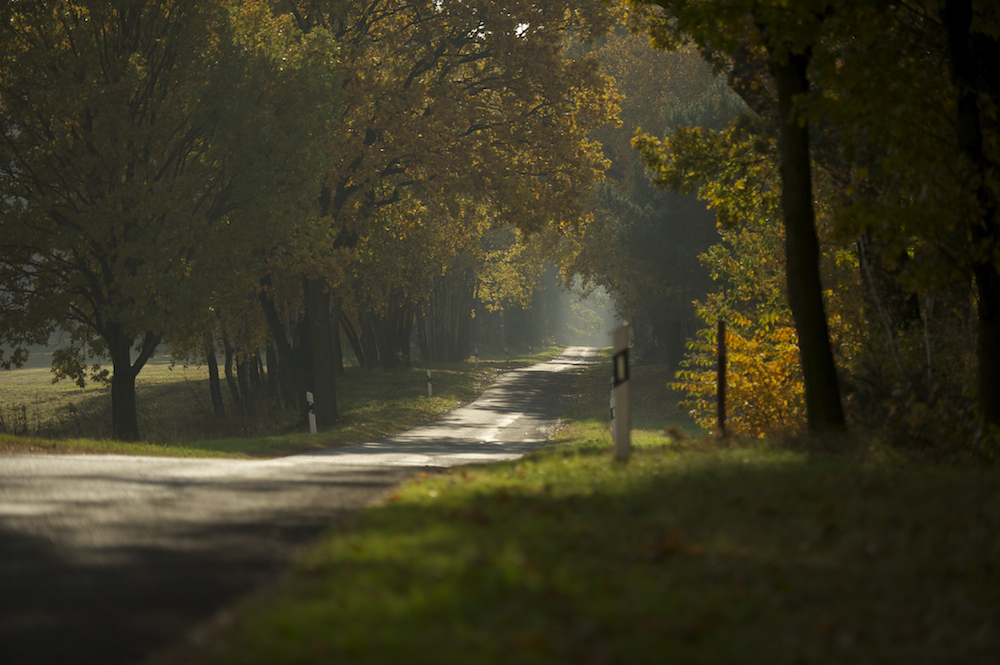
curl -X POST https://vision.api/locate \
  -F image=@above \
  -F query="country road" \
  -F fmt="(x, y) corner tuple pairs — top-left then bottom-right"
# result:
(0, 346), (599, 665)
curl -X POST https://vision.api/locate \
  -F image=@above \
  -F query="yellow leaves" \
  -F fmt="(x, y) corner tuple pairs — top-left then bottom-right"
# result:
(476, 225), (548, 312)
(675, 319), (806, 437)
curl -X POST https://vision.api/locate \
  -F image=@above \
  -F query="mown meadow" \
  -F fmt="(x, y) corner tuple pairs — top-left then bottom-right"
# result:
(142, 356), (1000, 665)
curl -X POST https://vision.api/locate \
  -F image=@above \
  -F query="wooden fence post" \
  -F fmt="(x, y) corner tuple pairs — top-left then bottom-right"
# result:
(717, 318), (726, 436)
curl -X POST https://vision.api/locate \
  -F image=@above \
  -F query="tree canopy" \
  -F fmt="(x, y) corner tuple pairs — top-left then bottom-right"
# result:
(0, 0), (339, 439)
(628, 0), (1000, 450)
(253, 0), (622, 427)
(0, 0), (622, 439)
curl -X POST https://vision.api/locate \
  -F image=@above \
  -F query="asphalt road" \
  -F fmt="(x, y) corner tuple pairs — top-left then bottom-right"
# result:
(0, 346), (599, 665)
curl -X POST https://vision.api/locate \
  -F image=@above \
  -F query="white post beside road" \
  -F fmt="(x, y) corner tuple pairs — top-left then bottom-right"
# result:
(611, 325), (631, 461)
(306, 391), (317, 434)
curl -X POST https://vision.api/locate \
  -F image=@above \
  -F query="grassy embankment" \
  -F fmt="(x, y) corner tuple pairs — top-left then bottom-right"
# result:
(0, 347), (562, 458)
(156, 354), (1000, 665)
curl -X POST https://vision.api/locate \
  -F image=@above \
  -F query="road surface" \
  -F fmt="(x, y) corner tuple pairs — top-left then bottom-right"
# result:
(0, 347), (599, 665)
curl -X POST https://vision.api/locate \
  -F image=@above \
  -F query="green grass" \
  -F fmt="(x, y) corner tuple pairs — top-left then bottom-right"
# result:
(149, 360), (1000, 665)
(0, 346), (563, 458)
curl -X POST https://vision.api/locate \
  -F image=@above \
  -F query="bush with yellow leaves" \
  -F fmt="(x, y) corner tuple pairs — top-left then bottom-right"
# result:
(674, 308), (805, 437)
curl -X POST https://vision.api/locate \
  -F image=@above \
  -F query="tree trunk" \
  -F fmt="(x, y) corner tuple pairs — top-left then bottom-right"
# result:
(109, 331), (139, 442)
(249, 349), (264, 394)
(417, 313), (430, 362)
(205, 331), (225, 416)
(111, 362), (140, 442)
(107, 328), (160, 441)
(769, 50), (846, 432)
(396, 302), (414, 366)
(236, 357), (254, 417)
(304, 275), (339, 427)
(340, 313), (367, 369)
(265, 339), (282, 401)
(331, 299), (345, 376)
(221, 332), (243, 417)
(421, 272), (474, 362)
(258, 284), (309, 422)
(943, 0), (1000, 431)
(372, 310), (397, 368)
(973, 265), (1000, 429)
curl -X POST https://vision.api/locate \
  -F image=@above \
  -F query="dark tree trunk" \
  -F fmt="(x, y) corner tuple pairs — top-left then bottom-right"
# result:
(249, 349), (264, 394)
(383, 302), (402, 367)
(107, 328), (160, 441)
(451, 303), (468, 362)
(221, 332), (243, 417)
(110, 363), (139, 442)
(331, 299), (345, 376)
(359, 310), (382, 368)
(395, 302), (414, 366)
(205, 331), (225, 417)
(358, 313), (373, 367)
(417, 314), (430, 362)
(943, 0), (1000, 431)
(769, 49), (846, 432)
(371, 310), (397, 368)
(366, 295), (414, 368)
(304, 275), (338, 427)
(265, 339), (281, 401)
(109, 333), (139, 442)
(259, 285), (309, 421)
(972, 264), (1000, 428)
(340, 313), (367, 369)
(420, 272), (475, 362)
(236, 357), (254, 416)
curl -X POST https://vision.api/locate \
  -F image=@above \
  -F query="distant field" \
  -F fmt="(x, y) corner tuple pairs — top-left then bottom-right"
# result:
(1, 336), (182, 439)
(1, 336), (176, 370)
(0, 346), (564, 457)
(0, 359), (240, 444)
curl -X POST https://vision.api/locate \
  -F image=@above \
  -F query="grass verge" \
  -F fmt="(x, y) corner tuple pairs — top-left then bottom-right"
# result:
(152, 360), (1000, 664)
(0, 346), (562, 458)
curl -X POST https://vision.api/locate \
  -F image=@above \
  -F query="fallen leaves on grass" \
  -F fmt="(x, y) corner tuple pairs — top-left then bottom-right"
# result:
(643, 530), (704, 560)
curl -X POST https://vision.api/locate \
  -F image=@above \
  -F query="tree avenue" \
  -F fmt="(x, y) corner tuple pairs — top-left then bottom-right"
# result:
(256, 0), (619, 428)
(3, 0), (997, 453)
(1, 0), (620, 440)
(0, 0), (338, 440)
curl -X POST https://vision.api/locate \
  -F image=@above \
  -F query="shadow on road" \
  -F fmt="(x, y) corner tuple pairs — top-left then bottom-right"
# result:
(0, 347), (601, 665)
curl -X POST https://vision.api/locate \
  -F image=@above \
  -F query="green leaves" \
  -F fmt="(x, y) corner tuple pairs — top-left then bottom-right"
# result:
(1, 0), (343, 437)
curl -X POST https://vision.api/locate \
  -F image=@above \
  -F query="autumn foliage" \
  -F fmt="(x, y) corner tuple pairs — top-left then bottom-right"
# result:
(0, 0), (623, 439)
(676, 309), (803, 437)
(627, 0), (998, 454)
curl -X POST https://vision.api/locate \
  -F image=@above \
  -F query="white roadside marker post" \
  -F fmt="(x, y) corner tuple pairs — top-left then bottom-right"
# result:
(427, 370), (432, 398)
(306, 391), (317, 434)
(611, 325), (631, 462)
